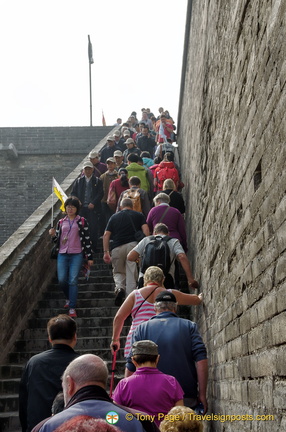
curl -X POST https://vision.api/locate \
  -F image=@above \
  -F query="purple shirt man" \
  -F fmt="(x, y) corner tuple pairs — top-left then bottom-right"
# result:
(147, 193), (188, 251)
(112, 341), (184, 425)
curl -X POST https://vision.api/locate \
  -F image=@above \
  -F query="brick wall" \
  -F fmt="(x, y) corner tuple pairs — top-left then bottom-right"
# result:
(178, 0), (285, 430)
(0, 126), (113, 246)
(0, 201), (61, 363)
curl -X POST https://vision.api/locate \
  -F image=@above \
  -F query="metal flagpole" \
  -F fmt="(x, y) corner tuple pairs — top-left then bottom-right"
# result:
(51, 178), (54, 227)
(88, 35), (94, 127)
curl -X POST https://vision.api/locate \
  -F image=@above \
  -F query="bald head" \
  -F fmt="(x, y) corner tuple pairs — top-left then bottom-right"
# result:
(62, 354), (108, 404)
(120, 198), (133, 209)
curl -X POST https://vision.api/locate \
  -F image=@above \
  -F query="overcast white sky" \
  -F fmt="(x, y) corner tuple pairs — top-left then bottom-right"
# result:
(0, 0), (188, 127)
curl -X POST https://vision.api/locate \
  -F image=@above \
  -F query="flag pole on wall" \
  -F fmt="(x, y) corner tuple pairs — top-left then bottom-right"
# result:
(102, 110), (106, 126)
(88, 35), (94, 127)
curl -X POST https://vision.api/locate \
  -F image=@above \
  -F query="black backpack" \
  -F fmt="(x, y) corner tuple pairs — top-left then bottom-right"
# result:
(141, 235), (173, 276)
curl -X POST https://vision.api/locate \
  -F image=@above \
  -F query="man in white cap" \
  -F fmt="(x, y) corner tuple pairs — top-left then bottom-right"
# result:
(100, 136), (120, 164)
(114, 150), (127, 171)
(113, 130), (126, 152)
(123, 138), (141, 163)
(88, 150), (107, 177)
(71, 161), (104, 252)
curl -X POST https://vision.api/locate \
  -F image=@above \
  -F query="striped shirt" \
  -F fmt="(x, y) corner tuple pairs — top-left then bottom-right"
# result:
(124, 290), (156, 358)
(124, 289), (171, 357)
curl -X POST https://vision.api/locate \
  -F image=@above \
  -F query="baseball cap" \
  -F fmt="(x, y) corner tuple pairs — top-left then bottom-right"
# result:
(132, 340), (158, 356)
(113, 150), (123, 157)
(83, 161), (94, 169)
(88, 150), (99, 158)
(106, 157), (116, 163)
(107, 136), (115, 142)
(125, 138), (134, 145)
(155, 290), (177, 303)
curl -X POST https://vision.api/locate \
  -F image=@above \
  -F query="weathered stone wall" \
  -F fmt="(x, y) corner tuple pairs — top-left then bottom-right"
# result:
(178, 0), (285, 430)
(0, 126), (113, 246)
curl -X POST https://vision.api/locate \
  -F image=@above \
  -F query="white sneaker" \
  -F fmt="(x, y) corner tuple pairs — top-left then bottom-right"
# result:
(69, 308), (77, 318)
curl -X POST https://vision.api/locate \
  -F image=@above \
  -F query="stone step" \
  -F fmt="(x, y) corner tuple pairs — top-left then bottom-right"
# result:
(0, 411), (19, 432)
(47, 281), (115, 293)
(31, 306), (119, 319)
(0, 378), (20, 394)
(21, 325), (129, 340)
(9, 347), (127, 364)
(37, 298), (116, 309)
(87, 269), (113, 276)
(42, 290), (116, 300)
(78, 275), (115, 284)
(26, 316), (122, 329)
(0, 365), (23, 380)
(14, 334), (127, 352)
(83, 262), (112, 271)
(0, 394), (18, 415)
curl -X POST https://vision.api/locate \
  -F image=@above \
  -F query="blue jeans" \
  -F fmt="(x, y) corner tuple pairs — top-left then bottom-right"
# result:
(57, 253), (83, 308)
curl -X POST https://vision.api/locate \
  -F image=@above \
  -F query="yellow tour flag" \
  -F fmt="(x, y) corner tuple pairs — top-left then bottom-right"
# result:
(53, 177), (68, 211)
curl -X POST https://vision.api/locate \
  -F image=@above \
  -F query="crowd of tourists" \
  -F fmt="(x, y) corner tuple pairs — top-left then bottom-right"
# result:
(20, 107), (207, 432)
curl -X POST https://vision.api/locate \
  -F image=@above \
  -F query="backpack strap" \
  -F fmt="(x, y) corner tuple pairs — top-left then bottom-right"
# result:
(158, 206), (170, 223)
(157, 235), (172, 243)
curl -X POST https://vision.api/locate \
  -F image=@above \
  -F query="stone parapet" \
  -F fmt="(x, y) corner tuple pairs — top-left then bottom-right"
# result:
(0, 128), (115, 363)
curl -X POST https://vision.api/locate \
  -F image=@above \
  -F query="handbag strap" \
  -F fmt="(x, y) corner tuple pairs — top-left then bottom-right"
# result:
(94, 166), (102, 176)
(133, 286), (158, 318)
(125, 210), (137, 234)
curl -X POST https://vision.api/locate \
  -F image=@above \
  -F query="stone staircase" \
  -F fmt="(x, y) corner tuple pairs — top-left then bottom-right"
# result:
(0, 245), (195, 432)
(0, 251), (128, 432)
